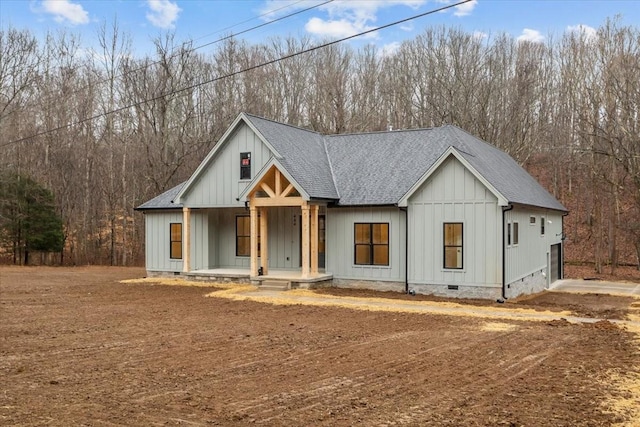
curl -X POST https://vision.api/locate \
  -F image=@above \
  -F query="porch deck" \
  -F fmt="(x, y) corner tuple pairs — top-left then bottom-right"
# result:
(185, 268), (333, 287)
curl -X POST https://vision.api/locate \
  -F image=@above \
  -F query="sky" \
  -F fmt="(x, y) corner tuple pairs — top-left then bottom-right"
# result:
(1, 0), (639, 56)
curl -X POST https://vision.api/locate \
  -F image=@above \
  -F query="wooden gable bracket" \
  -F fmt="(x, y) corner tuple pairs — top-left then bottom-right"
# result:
(250, 167), (303, 207)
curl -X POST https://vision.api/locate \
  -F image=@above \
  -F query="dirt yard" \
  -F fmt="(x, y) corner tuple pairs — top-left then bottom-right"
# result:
(1, 267), (639, 426)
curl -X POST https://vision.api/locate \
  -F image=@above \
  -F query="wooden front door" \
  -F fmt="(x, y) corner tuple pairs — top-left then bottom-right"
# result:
(300, 214), (325, 269)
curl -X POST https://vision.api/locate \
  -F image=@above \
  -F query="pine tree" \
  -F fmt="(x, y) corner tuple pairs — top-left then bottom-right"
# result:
(0, 171), (64, 265)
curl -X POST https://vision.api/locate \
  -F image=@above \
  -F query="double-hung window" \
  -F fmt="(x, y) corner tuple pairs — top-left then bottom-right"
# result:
(170, 223), (182, 259)
(240, 152), (251, 180)
(443, 223), (463, 269)
(354, 223), (389, 266)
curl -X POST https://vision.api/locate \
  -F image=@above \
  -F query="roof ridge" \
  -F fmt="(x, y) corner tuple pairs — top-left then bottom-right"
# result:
(326, 126), (437, 138)
(322, 135), (341, 200)
(242, 112), (322, 136)
(446, 124), (506, 156)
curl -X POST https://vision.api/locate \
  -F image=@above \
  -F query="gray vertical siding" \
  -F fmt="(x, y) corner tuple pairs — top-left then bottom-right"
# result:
(211, 206), (302, 270)
(407, 156), (501, 288)
(144, 211), (184, 272)
(265, 207), (301, 270)
(504, 206), (563, 285)
(326, 207), (406, 281)
(190, 210), (209, 271)
(182, 123), (274, 207)
(208, 212), (219, 268)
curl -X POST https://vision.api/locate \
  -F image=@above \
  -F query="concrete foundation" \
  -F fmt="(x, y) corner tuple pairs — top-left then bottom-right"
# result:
(505, 268), (547, 299)
(408, 283), (502, 300)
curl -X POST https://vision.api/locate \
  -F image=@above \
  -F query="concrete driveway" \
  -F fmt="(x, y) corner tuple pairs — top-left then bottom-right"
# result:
(550, 279), (640, 296)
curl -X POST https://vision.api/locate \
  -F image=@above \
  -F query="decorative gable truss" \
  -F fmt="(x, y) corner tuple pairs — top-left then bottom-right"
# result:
(240, 163), (321, 279)
(249, 165), (303, 207)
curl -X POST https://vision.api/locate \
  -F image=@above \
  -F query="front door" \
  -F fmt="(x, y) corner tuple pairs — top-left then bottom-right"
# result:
(299, 214), (326, 269)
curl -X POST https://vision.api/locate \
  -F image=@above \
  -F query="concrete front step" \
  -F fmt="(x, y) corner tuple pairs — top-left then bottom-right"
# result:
(260, 280), (291, 291)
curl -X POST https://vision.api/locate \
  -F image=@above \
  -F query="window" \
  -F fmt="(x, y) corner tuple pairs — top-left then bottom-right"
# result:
(507, 223), (512, 246)
(236, 215), (260, 257)
(529, 216), (536, 225)
(354, 223), (389, 266)
(541, 216), (545, 236)
(444, 223), (463, 269)
(240, 152), (251, 180)
(170, 223), (182, 259)
(513, 222), (519, 245)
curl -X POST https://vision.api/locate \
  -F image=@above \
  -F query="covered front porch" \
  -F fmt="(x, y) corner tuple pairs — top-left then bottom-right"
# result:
(179, 164), (332, 286)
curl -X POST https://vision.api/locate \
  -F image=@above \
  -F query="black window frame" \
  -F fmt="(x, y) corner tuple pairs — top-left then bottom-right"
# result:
(507, 223), (512, 246)
(443, 222), (463, 270)
(541, 216), (545, 236)
(169, 222), (182, 260)
(354, 222), (389, 266)
(236, 215), (259, 257)
(240, 152), (251, 180)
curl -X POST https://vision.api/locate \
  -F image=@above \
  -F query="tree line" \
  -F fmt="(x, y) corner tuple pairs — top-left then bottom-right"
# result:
(0, 18), (638, 271)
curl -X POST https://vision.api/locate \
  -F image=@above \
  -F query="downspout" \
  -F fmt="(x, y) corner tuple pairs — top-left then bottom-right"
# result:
(500, 204), (514, 302)
(400, 206), (409, 294)
(561, 211), (569, 279)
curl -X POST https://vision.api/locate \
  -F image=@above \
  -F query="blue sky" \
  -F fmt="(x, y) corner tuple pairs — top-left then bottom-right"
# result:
(1, 0), (639, 55)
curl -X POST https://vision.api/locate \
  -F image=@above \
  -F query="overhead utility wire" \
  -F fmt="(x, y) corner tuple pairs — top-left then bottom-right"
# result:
(3, 0), (472, 148)
(3, 0), (333, 120)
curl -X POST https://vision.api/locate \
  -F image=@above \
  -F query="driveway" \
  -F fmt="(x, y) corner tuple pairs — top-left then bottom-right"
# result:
(550, 278), (640, 296)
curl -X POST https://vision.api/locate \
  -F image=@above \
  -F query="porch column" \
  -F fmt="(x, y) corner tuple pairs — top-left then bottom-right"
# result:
(301, 203), (310, 278)
(182, 207), (191, 273)
(260, 207), (268, 275)
(310, 204), (319, 275)
(250, 205), (259, 277)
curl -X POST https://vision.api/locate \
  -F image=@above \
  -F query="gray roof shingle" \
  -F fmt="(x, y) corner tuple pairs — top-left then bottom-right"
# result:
(243, 114), (339, 200)
(135, 182), (185, 210)
(138, 114), (566, 212)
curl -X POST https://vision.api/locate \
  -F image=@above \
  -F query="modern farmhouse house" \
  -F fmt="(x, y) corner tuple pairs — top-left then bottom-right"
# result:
(136, 113), (567, 300)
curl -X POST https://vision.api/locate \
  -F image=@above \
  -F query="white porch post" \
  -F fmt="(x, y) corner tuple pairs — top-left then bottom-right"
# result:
(182, 207), (191, 273)
(260, 207), (268, 275)
(301, 203), (310, 278)
(310, 204), (319, 275)
(250, 205), (259, 277)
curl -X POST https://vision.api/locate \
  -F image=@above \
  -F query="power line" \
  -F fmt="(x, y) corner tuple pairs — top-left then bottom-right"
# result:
(2, 0), (333, 120)
(2, 0), (472, 148)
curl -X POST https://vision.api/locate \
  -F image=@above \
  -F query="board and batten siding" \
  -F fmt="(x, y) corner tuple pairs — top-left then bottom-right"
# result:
(504, 206), (563, 286)
(145, 211), (184, 272)
(407, 156), (502, 291)
(189, 210), (209, 271)
(326, 207), (406, 282)
(208, 207), (302, 269)
(181, 123), (274, 207)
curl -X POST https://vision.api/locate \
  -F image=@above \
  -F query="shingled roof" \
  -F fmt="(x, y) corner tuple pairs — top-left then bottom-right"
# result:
(135, 182), (185, 210)
(137, 113), (566, 212)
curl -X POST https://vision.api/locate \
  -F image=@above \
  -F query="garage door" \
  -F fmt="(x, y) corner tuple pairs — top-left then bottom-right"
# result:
(550, 244), (561, 282)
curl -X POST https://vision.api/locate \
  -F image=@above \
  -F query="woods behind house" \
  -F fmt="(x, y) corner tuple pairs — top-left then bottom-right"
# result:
(0, 19), (638, 271)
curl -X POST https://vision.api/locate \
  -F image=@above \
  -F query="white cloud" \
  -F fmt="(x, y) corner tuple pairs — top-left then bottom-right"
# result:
(379, 41), (401, 57)
(39, 0), (89, 25)
(566, 24), (597, 40)
(517, 28), (545, 43)
(454, 0), (477, 17)
(305, 17), (377, 39)
(261, 0), (427, 39)
(473, 31), (488, 41)
(146, 0), (181, 29)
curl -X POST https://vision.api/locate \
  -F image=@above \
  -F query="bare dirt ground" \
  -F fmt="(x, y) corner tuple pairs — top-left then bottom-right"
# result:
(1, 266), (639, 426)
(565, 264), (640, 284)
